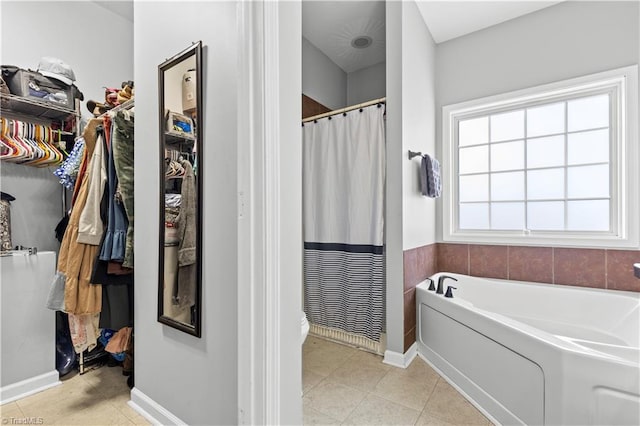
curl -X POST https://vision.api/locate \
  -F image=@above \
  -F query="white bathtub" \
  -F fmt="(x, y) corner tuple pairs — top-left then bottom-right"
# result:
(416, 272), (640, 426)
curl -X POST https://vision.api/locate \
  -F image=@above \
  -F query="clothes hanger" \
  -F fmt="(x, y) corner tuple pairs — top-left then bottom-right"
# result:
(27, 124), (50, 167)
(49, 128), (65, 165)
(0, 118), (17, 160)
(55, 129), (69, 157)
(15, 121), (33, 162)
(43, 125), (63, 167)
(4, 119), (28, 162)
(12, 121), (34, 163)
(22, 123), (45, 165)
(26, 122), (43, 163)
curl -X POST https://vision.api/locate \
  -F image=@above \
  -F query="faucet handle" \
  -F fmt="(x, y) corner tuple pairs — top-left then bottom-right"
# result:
(427, 278), (435, 291)
(444, 286), (457, 298)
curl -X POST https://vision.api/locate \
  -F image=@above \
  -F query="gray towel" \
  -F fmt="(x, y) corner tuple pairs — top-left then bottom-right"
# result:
(421, 154), (442, 198)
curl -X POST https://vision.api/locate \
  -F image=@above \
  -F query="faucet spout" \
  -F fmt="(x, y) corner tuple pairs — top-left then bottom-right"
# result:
(437, 275), (458, 295)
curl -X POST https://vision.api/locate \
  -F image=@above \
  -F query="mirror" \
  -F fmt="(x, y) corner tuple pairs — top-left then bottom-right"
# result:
(157, 41), (202, 337)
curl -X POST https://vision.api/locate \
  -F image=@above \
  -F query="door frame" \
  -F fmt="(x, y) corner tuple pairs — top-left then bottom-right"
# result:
(237, 1), (302, 424)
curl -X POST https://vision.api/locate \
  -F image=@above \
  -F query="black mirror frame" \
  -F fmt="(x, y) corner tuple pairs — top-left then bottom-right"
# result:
(157, 41), (203, 337)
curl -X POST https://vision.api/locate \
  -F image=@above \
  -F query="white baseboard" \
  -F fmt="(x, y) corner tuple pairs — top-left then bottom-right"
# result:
(129, 387), (186, 425)
(0, 371), (60, 404)
(382, 342), (418, 368)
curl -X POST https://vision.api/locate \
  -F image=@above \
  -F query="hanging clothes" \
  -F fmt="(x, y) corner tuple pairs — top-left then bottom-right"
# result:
(176, 158), (196, 310)
(53, 137), (85, 190)
(77, 125), (107, 245)
(99, 118), (128, 263)
(68, 313), (100, 354)
(89, 112), (133, 331)
(57, 119), (103, 314)
(112, 111), (135, 268)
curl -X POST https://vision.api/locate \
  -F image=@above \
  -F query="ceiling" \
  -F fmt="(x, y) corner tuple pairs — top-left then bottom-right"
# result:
(93, 0), (133, 22)
(302, 1), (562, 74)
(303, 1), (386, 74)
(92, 1), (563, 73)
(416, 1), (563, 44)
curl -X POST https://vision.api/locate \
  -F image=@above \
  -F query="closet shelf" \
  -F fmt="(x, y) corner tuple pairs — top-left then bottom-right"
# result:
(165, 131), (195, 145)
(1, 93), (77, 120)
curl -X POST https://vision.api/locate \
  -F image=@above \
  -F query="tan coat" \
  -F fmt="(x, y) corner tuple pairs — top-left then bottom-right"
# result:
(58, 119), (102, 314)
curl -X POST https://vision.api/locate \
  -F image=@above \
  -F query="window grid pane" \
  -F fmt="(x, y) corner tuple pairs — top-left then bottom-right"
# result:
(457, 93), (611, 232)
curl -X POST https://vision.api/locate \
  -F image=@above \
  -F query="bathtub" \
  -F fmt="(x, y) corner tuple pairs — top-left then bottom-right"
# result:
(416, 273), (640, 426)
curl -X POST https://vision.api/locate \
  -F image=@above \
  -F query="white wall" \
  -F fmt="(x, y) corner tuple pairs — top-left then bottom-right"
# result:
(278, 3), (303, 422)
(1, 1), (133, 116)
(385, 0), (404, 355)
(1, 252), (57, 396)
(0, 1), (133, 252)
(385, 0), (437, 354)
(302, 37), (347, 110)
(347, 61), (386, 105)
(435, 0), (640, 242)
(401, 1), (437, 251)
(133, 2), (238, 424)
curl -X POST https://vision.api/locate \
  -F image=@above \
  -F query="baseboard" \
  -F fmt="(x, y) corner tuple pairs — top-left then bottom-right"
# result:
(0, 371), (60, 404)
(129, 387), (186, 425)
(382, 342), (418, 368)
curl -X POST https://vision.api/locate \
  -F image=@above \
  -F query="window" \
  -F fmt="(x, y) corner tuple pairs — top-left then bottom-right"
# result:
(442, 66), (639, 248)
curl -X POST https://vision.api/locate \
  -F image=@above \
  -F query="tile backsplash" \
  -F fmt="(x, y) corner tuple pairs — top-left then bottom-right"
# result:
(436, 243), (639, 291)
(402, 242), (640, 351)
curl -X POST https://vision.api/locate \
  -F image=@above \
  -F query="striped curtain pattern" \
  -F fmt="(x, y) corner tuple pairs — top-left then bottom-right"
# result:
(303, 105), (386, 342)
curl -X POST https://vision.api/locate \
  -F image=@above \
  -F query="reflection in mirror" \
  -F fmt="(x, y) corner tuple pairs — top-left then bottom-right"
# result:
(157, 41), (202, 337)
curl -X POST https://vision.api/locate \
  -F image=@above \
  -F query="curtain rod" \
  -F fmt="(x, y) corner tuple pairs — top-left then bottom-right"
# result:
(302, 97), (386, 123)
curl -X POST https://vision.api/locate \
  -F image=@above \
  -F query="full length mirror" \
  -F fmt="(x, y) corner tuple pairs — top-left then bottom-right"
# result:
(157, 41), (202, 337)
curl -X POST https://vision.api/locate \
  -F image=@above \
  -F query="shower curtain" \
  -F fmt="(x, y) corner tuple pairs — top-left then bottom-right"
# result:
(303, 104), (385, 343)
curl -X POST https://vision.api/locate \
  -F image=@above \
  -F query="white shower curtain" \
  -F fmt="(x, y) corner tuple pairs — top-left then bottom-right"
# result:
(303, 104), (385, 342)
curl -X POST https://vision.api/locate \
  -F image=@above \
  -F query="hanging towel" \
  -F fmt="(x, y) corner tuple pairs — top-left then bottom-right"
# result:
(421, 154), (442, 198)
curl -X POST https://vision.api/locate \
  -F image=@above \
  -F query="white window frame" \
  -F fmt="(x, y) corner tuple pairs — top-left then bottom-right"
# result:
(442, 65), (639, 248)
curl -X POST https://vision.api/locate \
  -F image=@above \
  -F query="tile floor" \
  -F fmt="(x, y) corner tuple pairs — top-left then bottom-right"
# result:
(0, 366), (149, 425)
(303, 336), (491, 425)
(1, 337), (490, 425)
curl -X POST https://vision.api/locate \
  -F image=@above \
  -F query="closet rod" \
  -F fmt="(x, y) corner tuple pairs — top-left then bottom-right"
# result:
(97, 98), (135, 119)
(302, 96), (386, 123)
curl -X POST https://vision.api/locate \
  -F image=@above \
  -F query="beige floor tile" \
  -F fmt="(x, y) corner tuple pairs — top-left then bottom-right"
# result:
(406, 357), (440, 380)
(12, 365), (133, 425)
(117, 403), (152, 425)
(128, 414), (153, 425)
(303, 344), (356, 377)
(1, 401), (24, 419)
(80, 365), (126, 389)
(416, 410), (464, 426)
(51, 400), (133, 425)
(424, 379), (489, 425)
(303, 369), (325, 394)
(303, 381), (366, 421)
(343, 393), (421, 425)
(326, 356), (390, 392)
(303, 336), (326, 354)
(97, 376), (131, 400)
(303, 405), (342, 425)
(16, 374), (103, 423)
(348, 349), (391, 367)
(372, 366), (438, 411)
